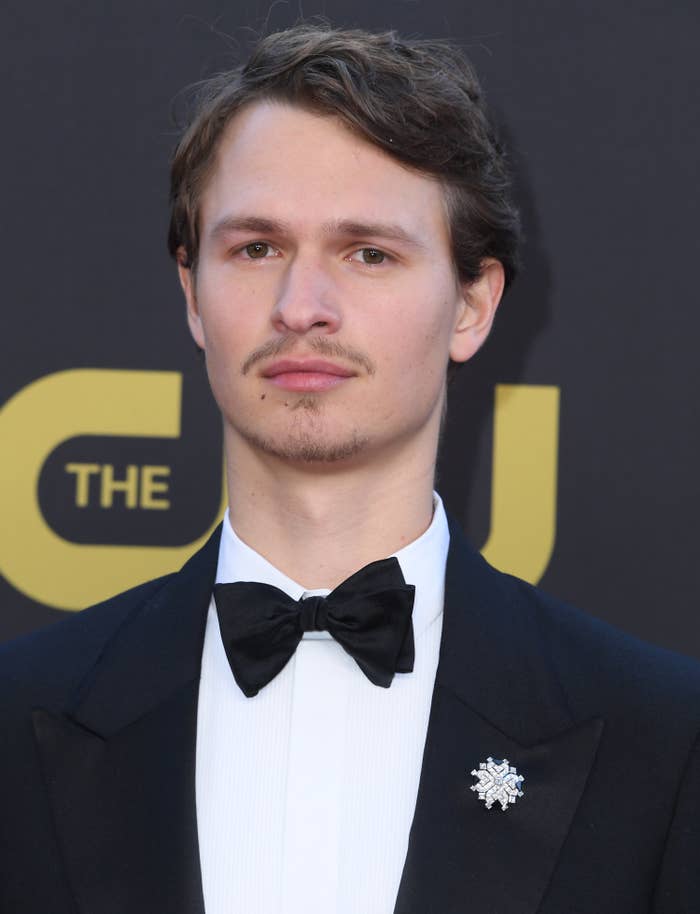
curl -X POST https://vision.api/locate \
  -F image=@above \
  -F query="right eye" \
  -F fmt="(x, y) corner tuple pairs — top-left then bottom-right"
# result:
(242, 242), (275, 259)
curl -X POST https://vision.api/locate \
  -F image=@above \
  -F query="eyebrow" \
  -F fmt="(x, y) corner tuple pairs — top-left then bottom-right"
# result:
(208, 214), (428, 250)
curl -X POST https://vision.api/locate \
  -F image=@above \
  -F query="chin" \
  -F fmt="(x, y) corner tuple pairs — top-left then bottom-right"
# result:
(227, 397), (373, 465)
(243, 428), (371, 464)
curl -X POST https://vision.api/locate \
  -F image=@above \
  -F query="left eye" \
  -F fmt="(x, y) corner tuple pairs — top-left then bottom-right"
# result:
(349, 248), (387, 265)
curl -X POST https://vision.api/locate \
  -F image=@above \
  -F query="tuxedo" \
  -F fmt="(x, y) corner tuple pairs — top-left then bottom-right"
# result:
(2, 516), (700, 914)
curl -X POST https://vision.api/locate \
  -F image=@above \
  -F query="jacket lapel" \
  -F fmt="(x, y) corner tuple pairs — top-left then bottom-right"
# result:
(33, 526), (222, 914)
(395, 518), (604, 914)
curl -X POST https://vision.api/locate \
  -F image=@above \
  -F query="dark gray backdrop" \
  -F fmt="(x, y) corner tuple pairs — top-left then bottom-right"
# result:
(2, 1), (698, 657)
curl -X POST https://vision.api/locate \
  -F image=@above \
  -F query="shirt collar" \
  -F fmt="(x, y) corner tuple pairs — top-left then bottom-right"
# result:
(215, 492), (450, 640)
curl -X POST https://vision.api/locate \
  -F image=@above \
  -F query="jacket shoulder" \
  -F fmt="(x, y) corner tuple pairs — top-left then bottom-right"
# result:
(0, 574), (175, 699)
(499, 566), (700, 725)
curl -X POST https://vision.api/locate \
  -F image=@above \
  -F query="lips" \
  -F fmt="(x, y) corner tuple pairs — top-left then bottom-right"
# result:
(261, 359), (356, 392)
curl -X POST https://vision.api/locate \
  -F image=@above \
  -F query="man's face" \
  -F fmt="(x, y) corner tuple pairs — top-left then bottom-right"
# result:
(179, 100), (501, 468)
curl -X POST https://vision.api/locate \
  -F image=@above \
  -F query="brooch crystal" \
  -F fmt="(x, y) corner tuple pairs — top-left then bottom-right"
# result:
(470, 757), (525, 810)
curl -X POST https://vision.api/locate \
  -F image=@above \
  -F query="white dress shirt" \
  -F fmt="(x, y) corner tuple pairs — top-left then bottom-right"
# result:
(196, 494), (450, 914)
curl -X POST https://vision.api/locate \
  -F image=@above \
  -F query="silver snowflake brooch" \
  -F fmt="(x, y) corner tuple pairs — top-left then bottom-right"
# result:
(470, 757), (525, 810)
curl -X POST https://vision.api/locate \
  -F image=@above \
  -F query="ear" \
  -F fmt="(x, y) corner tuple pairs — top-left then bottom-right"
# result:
(176, 247), (206, 350)
(449, 258), (505, 364)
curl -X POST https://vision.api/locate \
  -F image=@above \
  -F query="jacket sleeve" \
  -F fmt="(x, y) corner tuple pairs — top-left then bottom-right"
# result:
(653, 728), (700, 913)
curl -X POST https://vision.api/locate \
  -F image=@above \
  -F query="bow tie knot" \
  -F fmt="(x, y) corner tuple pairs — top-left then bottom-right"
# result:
(214, 557), (416, 697)
(298, 595), (328, 633)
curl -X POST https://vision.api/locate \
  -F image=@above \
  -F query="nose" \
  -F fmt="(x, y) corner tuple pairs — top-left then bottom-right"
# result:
(271, 256), (342, 336)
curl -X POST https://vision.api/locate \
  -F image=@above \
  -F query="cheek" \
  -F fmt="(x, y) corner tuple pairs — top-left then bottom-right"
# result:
(384, 293), (455, 371)
(197, 281), (263, 355)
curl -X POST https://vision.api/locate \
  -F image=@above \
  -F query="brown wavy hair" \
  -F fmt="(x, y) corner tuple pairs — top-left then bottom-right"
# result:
(168, 23), (520, 288)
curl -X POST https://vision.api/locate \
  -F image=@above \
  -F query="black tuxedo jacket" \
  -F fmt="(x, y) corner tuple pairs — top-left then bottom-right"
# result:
(2, 518), (700, 914)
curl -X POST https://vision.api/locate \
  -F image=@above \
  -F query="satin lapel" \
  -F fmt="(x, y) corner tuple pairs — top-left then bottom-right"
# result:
(395, 519), (604, 914)
(33, 526), (222, 914)
(32, 685), (203, 914)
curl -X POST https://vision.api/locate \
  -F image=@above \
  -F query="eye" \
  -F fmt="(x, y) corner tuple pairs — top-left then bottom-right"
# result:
(241, 242), (277, 259)
(349, 247), (388, 266)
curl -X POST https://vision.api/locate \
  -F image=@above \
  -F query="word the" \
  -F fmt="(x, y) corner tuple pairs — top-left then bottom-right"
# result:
(65, 462), (171, 510)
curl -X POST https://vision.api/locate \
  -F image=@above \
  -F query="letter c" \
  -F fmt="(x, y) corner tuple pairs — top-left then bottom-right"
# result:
(0, 369), (225, 610)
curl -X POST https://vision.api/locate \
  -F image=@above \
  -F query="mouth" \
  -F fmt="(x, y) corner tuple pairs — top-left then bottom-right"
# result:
(260, 358), (356, 393)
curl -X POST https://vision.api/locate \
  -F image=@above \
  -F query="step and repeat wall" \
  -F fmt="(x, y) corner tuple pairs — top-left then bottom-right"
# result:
(2, 1), (698, 655)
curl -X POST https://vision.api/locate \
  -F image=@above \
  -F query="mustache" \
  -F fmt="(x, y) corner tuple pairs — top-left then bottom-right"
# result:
(241, 335), (376, 376)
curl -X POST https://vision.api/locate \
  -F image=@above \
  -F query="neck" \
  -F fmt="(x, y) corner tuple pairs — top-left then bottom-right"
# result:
(224, 436), (437, 590)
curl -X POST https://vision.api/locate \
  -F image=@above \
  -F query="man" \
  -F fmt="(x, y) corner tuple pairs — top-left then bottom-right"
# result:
(1, 23), (699, 914)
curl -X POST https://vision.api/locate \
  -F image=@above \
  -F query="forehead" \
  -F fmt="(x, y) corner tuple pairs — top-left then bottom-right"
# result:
(198, 100), (452, 249)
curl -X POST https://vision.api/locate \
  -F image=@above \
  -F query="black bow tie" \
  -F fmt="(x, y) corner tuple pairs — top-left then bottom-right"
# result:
(213, 557), (416, 697)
